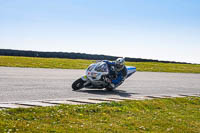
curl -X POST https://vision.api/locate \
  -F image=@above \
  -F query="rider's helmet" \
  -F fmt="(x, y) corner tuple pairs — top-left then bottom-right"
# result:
(115, 58), (125, 71)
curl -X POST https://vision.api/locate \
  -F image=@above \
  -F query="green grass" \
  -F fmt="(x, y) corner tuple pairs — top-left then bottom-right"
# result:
(0, 56), (200, 73)
(0, 97), (200, 132)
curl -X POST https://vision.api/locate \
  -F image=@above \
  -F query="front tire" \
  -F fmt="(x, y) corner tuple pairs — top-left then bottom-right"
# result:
(72, 78), (85, 91)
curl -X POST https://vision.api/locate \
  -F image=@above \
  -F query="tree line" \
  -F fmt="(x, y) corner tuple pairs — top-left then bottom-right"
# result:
(0, 49), (190, 64)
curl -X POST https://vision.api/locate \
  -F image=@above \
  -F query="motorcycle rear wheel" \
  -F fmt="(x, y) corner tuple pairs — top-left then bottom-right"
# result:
(72, 78), (85, 91)
(105, 86), (115, 91)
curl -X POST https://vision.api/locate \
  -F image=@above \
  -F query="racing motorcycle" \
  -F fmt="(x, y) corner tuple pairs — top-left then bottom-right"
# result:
(72, 61), (136, 91)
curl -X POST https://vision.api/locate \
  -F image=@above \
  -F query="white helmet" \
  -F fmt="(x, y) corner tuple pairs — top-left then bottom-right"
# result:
(115, 58), (125, 71)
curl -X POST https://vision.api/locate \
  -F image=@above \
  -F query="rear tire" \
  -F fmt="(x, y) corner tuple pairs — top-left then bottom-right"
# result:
(72, 78), (85, 91)
(105, 86), (115, 91)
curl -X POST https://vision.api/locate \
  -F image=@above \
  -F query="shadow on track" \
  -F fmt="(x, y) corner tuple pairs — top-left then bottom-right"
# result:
(76, 89), (139, 97)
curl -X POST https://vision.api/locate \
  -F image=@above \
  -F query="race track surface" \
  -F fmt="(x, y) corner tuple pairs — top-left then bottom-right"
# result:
(0, 67), (200, 103)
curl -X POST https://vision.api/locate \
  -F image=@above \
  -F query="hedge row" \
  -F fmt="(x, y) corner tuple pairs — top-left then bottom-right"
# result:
(0, 49), (189, 64)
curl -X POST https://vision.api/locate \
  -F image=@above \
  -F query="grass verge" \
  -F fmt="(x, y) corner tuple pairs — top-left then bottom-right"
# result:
(0, 97), (200, 132)
(0, 56), (200, 73)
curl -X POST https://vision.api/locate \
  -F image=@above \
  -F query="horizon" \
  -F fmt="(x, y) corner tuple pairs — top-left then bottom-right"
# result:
(1, 0), (200, 64)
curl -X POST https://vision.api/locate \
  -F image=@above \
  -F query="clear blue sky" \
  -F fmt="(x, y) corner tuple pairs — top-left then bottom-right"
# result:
(0, 0), (200, 63)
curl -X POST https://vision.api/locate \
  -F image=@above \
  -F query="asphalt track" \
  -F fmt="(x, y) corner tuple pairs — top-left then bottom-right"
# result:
(0, 67), (200, 103)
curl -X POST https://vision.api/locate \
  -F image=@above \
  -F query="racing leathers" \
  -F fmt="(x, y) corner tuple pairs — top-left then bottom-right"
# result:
(103, 60), (127, 88)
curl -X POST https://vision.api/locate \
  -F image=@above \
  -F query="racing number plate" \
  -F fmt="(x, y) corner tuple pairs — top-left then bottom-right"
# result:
(91, 73), (97, 78)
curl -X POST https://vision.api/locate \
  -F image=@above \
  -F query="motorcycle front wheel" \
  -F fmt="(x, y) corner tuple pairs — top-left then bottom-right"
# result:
(72, 78), (85, 91)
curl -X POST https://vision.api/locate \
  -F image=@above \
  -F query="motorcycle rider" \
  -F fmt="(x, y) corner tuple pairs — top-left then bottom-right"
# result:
(103, 58), (127, 89)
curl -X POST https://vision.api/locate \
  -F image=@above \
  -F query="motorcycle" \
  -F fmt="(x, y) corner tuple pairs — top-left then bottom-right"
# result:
(72, 61), (136, 91)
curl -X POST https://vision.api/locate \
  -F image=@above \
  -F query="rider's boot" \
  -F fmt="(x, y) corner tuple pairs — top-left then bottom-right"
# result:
(110, 83), (116, 89)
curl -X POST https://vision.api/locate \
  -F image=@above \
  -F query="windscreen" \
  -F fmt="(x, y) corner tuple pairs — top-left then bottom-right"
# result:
(87, 64), (95, 71)
(94, 62), (108, 72)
